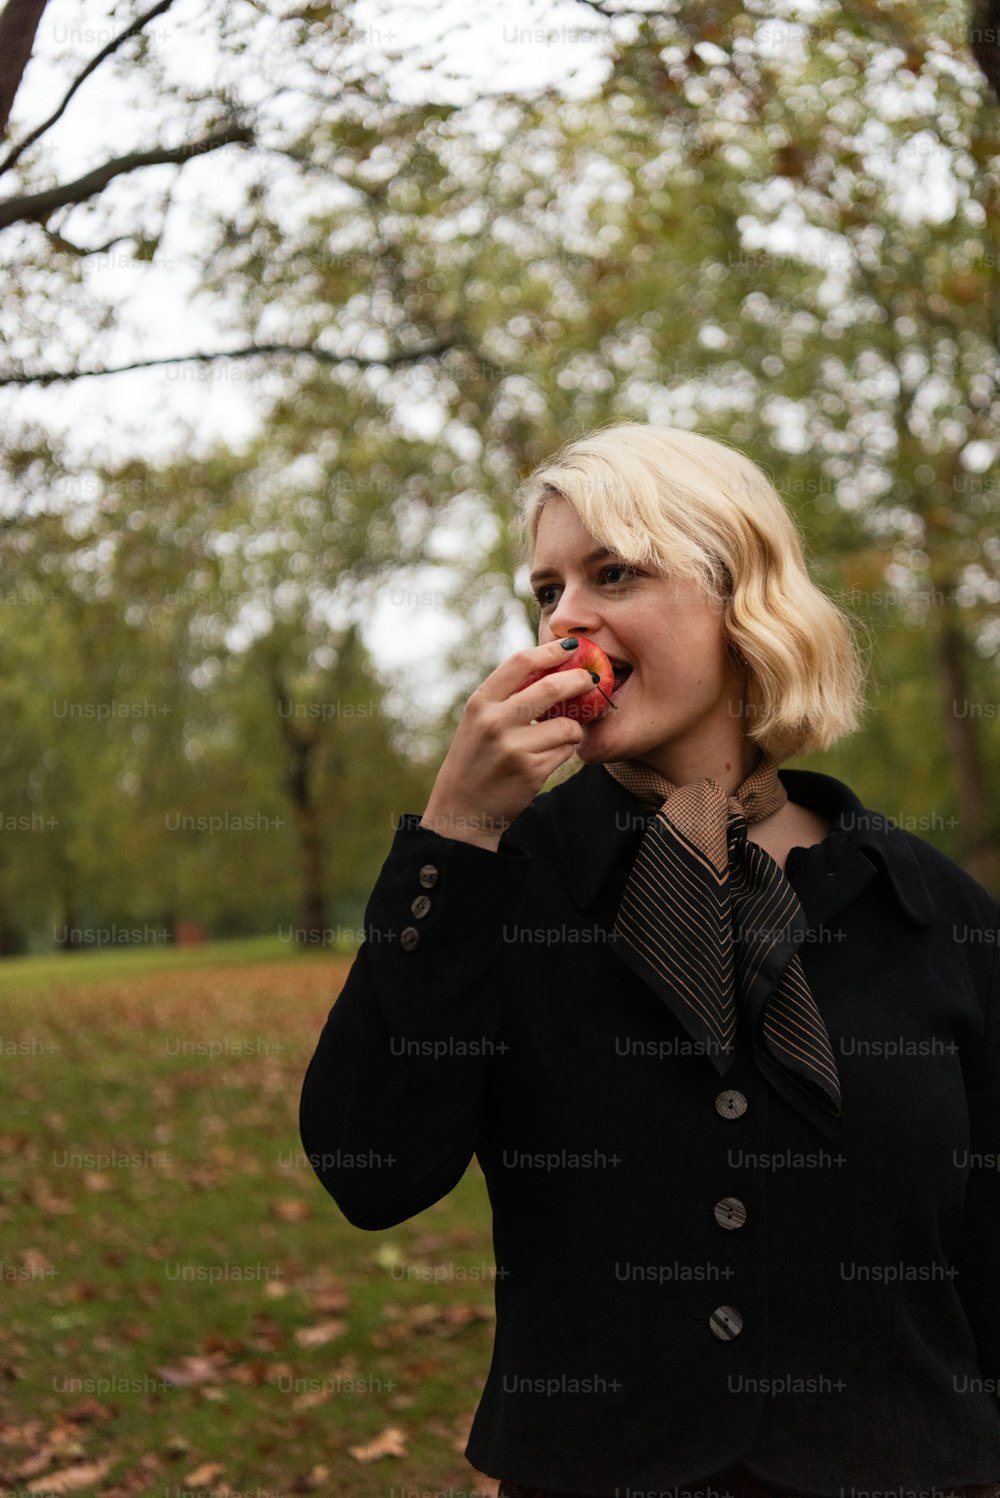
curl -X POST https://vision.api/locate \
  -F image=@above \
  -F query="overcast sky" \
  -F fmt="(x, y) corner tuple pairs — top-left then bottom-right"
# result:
(1, 0), (636, 715)
(3, 1), (977, 724)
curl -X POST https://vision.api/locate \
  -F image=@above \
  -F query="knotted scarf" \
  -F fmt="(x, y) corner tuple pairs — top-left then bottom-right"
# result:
(601, 749), (842, 1138)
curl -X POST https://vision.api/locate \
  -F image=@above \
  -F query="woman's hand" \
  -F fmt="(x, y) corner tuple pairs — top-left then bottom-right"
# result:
(419, 639), (592, 851)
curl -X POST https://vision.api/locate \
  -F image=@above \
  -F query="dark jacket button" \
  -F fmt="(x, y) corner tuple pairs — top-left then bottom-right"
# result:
(715, 1089), (748, 1119)
(400, 927), (421, 951)
(411, 895), (432, 919)
(418, 864), (439, 888)
(714, 1197), (747, 1230)
(709, 1305), (743, 1340)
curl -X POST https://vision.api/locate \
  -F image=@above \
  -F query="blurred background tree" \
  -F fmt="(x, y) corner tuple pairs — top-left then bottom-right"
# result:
(0, 0), (997, 951)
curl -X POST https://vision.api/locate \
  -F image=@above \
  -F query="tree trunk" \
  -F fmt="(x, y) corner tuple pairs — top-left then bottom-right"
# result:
(272, 664), (328, 946)
(936, 608), (1000, 895)
(297, 801), (327, 945)
(0, 0), (50, 139)
(56, 889), (80, 950)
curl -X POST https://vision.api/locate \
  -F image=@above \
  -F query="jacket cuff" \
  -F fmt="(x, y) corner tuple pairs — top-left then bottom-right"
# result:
(355, 813), (532, 1041)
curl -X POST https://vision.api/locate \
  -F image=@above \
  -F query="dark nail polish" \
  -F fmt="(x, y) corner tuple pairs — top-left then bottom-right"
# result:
(560, 638), (579, 650)
(590, 671), (600, 683)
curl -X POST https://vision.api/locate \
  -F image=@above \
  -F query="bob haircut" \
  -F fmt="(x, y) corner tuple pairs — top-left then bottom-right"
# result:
(513, 422), (868, 762)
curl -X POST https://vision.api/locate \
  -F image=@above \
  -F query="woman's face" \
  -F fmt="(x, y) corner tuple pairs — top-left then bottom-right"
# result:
(530, 494), (751, 782)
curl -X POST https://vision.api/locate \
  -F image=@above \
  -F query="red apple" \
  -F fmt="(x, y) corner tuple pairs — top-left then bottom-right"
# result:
(521, 635), (616, 723)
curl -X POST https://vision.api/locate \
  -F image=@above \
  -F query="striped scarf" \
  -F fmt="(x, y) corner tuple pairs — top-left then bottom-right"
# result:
(601, 750), (842, 1138)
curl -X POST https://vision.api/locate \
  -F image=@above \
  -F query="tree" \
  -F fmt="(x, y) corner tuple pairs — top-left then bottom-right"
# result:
(1, 0), (997, 955)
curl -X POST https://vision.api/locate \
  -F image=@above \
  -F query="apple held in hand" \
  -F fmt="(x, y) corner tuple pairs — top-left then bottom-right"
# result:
(521, 635), (617, 723)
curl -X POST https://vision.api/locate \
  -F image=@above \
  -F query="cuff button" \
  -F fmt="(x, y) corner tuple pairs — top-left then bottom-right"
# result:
(400, 927), (421, 951)
(709, 1305), (743, 1340)
(411, 895), (431, 919)
(418, 864), (439, 888)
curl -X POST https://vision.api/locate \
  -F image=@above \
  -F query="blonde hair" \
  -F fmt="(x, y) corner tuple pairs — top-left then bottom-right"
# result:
(514, 422), (868, 761)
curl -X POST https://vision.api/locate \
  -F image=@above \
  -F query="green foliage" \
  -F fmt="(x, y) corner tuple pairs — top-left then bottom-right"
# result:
(1, 0), (999, 942)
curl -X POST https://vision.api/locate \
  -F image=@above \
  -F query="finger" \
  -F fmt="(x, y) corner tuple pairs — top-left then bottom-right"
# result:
(516, 715), (586, 750)
(531, 741), (585, 782)
(507, 666), (597, 725)
(475, 639), (585, 703)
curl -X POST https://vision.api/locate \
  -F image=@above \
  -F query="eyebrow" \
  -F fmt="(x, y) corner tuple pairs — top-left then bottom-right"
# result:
(529, 547), (613, 586)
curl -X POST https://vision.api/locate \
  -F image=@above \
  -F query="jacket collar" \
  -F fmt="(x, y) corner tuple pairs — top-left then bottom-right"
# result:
(531, 761), (936, 927)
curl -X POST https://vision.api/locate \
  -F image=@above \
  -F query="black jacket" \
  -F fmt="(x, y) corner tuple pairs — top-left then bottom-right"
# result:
(299, 763), (1000, 1494)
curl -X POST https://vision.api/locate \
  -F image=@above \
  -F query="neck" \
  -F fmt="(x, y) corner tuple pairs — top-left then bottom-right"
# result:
(630, 738), (763, 796)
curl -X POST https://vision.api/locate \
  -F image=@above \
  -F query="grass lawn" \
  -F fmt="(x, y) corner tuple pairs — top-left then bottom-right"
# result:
(1, 941), (499, 1497)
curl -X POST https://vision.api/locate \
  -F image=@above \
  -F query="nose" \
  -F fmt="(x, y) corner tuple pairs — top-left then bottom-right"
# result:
(544, 576), (599, 641)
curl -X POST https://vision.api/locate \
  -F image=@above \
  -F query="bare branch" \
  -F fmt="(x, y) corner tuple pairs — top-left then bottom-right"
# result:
(0, 338), (460, 386)
(0, 0), (50, 140)
(0, 122), (253, 231)
(570, 0), (673, 17)
(40, 227), (134, 257)
(0, 0), (179, 178)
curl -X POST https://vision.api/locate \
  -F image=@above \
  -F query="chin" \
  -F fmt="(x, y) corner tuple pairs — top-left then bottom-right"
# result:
(575, 720), (624, 764)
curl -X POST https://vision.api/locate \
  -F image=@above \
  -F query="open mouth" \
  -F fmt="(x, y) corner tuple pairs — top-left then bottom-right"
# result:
(610, 660), (634, 696)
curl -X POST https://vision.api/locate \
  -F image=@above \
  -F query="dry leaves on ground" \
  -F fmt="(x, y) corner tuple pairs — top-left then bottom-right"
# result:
(27, 1458), (112, 1493)
(347, 1425), (408, 1463)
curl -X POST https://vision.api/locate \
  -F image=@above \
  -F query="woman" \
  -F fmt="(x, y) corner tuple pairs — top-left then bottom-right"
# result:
(299, 424), (1000, 1498)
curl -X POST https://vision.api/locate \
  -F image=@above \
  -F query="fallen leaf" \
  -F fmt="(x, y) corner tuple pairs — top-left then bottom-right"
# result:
(290, 1388), (329, 1409)
(410, 1232), (448, 1253)
(157, 1353), (229, 1387)
(183, 1462), (225, 1486)
(66, 1282), (100, 1302)
(97, 1448), (163, 1497)
(287, 1464), (328, 1492)
(309, 1284), (349, 1313)
(270, 1199), (310, 1221)
(20, 1248), (55, 1275)
(30, 1185), (73, 1214)
(0, 1418), (46, 1445)
(64, 1398), (112, 1422)
(227, 1361), (271, 1385)
(247, 1314), (283, 1351)
(14, 1451), (54, 1479)
(293, 1320), (345, 1347)
(200, 1332), (241, 1355)
(27, 1459), (112, 1493)
(348, 1425), (407, 1463)
(44, 1430), (83, 1453)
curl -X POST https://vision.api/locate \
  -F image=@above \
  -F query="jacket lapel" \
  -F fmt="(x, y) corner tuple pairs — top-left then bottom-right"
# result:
(538, 761), (648, 912)
(536, 762), (936, 929)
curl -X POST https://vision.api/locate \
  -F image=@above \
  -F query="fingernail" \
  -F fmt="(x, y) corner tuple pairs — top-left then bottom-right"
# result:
(589, 671), (600, 683)
(560, 638), (579, 650)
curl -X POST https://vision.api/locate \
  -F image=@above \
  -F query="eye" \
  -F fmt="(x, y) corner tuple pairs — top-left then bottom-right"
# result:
(530, 584), (559, 610)
(530, 563), (640, 611)
(601, 563), (639, 587)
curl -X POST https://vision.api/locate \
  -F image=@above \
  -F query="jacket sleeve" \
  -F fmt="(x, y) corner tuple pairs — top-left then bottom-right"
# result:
(952, 909), (1000, 1401)
(298, 813), (532, 1230)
